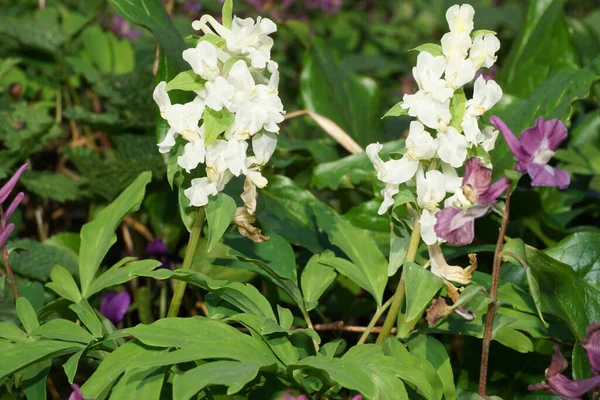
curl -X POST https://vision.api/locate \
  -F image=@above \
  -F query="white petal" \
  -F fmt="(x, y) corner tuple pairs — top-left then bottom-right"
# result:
(252, 132), (278, 165)
(153, 81), (171, 119)
(470, 33), (500, 69)
(417, 168), (446, 209)
(437, 127), (468, 168)
(177, 140), (206, 173)
(184, 177), (219, 207)
(480, 126), (499, 151)
(406, 121), (439, 160)
(382, 157), (420, 185)
(446, 4), (475, 34)
(441, 32), (472, 58)
(157, 128), (177, 154)
(420, 208), (440, 245)
(441, 162), (463, 193)
(182, 41), (219, 81)
(444, 55), (476, 89)
(379, 183), (399, 214)
(205, 77), (234, 112)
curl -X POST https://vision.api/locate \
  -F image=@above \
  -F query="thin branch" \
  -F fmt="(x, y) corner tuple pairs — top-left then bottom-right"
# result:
(479, 191), (511, 396)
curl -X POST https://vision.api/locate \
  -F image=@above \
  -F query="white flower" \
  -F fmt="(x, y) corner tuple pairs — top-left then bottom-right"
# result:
(412, 52), (453, 102)
(441, 32), (472, 58)
(444, 55), (476, 90)
(480, 126), (499, 151)
(437, 126), (468, 168)
(184, 177), (219, 207)
(157, 128), (178, 154)
(164, 96), (205, 140)
(461, 114), (481, 146)
(470, 33), (500, 69)
(378, 183), (399, 214)
(205, 76), (234, 112)
(416, 167), (446, 210)
(153, 81), (171, 119)
(182, 41), (220, 81)
(178, 139), (206, 173)
(466, 76), (503, 117)
(227, 60), (284, 135)
(402, 91), (451, 130)
(446, 4), (475, 35)
(252, 132), (278, 165)
(420, 208), (440, 245)
(406, 121), (439, 160)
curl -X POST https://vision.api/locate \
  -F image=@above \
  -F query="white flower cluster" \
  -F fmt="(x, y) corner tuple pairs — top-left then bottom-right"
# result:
(367, 4), (502, 246)
(153, 14), (285, 209)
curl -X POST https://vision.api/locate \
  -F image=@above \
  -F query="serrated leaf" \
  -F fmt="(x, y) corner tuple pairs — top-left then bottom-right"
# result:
(20, 171), (85, 202)
(9, 239), (78, 282)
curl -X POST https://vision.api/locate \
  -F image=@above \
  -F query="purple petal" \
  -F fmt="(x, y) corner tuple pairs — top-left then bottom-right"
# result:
(521, 118), (568, 154)
(547, 345), (569, 377)
(490, 116), (529, 169)
(582, 322), (600, 374)
(479, 177), (509, 204)
(0, 164), (28, 205)
(0, 223), (15, 249)
(100, 291), (131, 325)
(547, 373), (600, 399)
(528, 382), (552, 393)
(462, 158), (492, 201)
(527, 163), (570, 190)
(146, 239), (169, 258)
(4, 192), (24, 222)
(68, 385), (84, 400)
(435, 206), (489, 245)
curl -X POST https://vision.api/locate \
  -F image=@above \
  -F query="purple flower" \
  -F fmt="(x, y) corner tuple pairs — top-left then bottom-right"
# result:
(182, 1), (202, 19)
(108, 15), (141, 41)
(1, 164), (28, 249)
(69, 385), (94, 400)
(491, 116), (570, 189)
(100, 291), (131, 325)
(475, 65), (496, 82)
(582, 322), (600, 375)
(146, 238), (176, 269)
(529, 345), (600, 399)
(435, 158), (509, 245)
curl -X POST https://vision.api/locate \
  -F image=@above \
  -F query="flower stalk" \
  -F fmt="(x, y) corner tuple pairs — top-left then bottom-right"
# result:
(478, 190), (511, 395)
(167, 208), (206, 318)
(376, 216), (421, 344)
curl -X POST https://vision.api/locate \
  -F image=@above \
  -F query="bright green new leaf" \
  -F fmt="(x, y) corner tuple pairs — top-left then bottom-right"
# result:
(382, 102), (408, 118)
(46, 265), (82, 303)
(205, 193), (237, 252)
(203, 108), (234, 146)
(449, 88), (466, 132)
(165, 70), (206, 92)
(404, 262), (444, 321)
(79, 171), (151, 297)
(16, 297), (39, 335)
(222, 0), (233, 29)
(410, 43), (443, 56)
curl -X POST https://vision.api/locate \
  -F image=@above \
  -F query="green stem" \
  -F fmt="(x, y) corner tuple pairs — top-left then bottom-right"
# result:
(376, 216), (421, 344)
(302, 309), (320, 353)
(167, 209), (206, 318)
(357, 295), (394, 345)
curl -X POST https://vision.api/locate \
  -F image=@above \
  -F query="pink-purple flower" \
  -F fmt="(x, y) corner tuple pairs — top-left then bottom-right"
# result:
(69, 384), (93, 400)
(529, 343), (600, 399)
(490, 116), (570, 189)
(99, 291), (131, 325)
(582, 322), (600, 375)
(1, 164), (28, 250)
(435, 158), (509, 245)
(108, 15), (141, 40)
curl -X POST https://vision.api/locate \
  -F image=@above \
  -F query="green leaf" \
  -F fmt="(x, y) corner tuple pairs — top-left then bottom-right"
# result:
(382, 102), (408, 118)
(222, 0), (233, 29)
(315, 207), (388, 307)
(69, 299), (103, 338)
(501, 0), (577, 98)
(404, 262), (444, 321)
(125, 317), (278, 367)
(289, 355), (377, 398)
(0, 322), (29, 343)
(20, 171), (84, 202)
(407, 335), (456, 400)
(108, 0), (188, 74)
(165, 70), (206, 92)
(110, 365), (166, 400)
(174, 360), (259, 399)
(9, 238), (78, 282)
(46, 265), (82, 303)
(87, 258), (161, 297)
(388, 220), (411, 276)
(81, 340), (156, 399)
(63, 348), (85, 384)
(493, 327), (534, 353)
(301, 37), (381, 147)
(301, 254), (337, 311)
(32, 320), (93, 344)
(545, 232), (600, 283)
(524, 244), (600, 338)
(449, 88), (466, 132)
(22, 359), (51, 400)
(16, 297), (39, 335)
(79, 171), (152, 296)
(205, 193), (236, 252)
(410, 43), (443, 56)
(133, 268), (276, 320)
(0, 340), (84, 380)
(203, 108), (234, 146)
